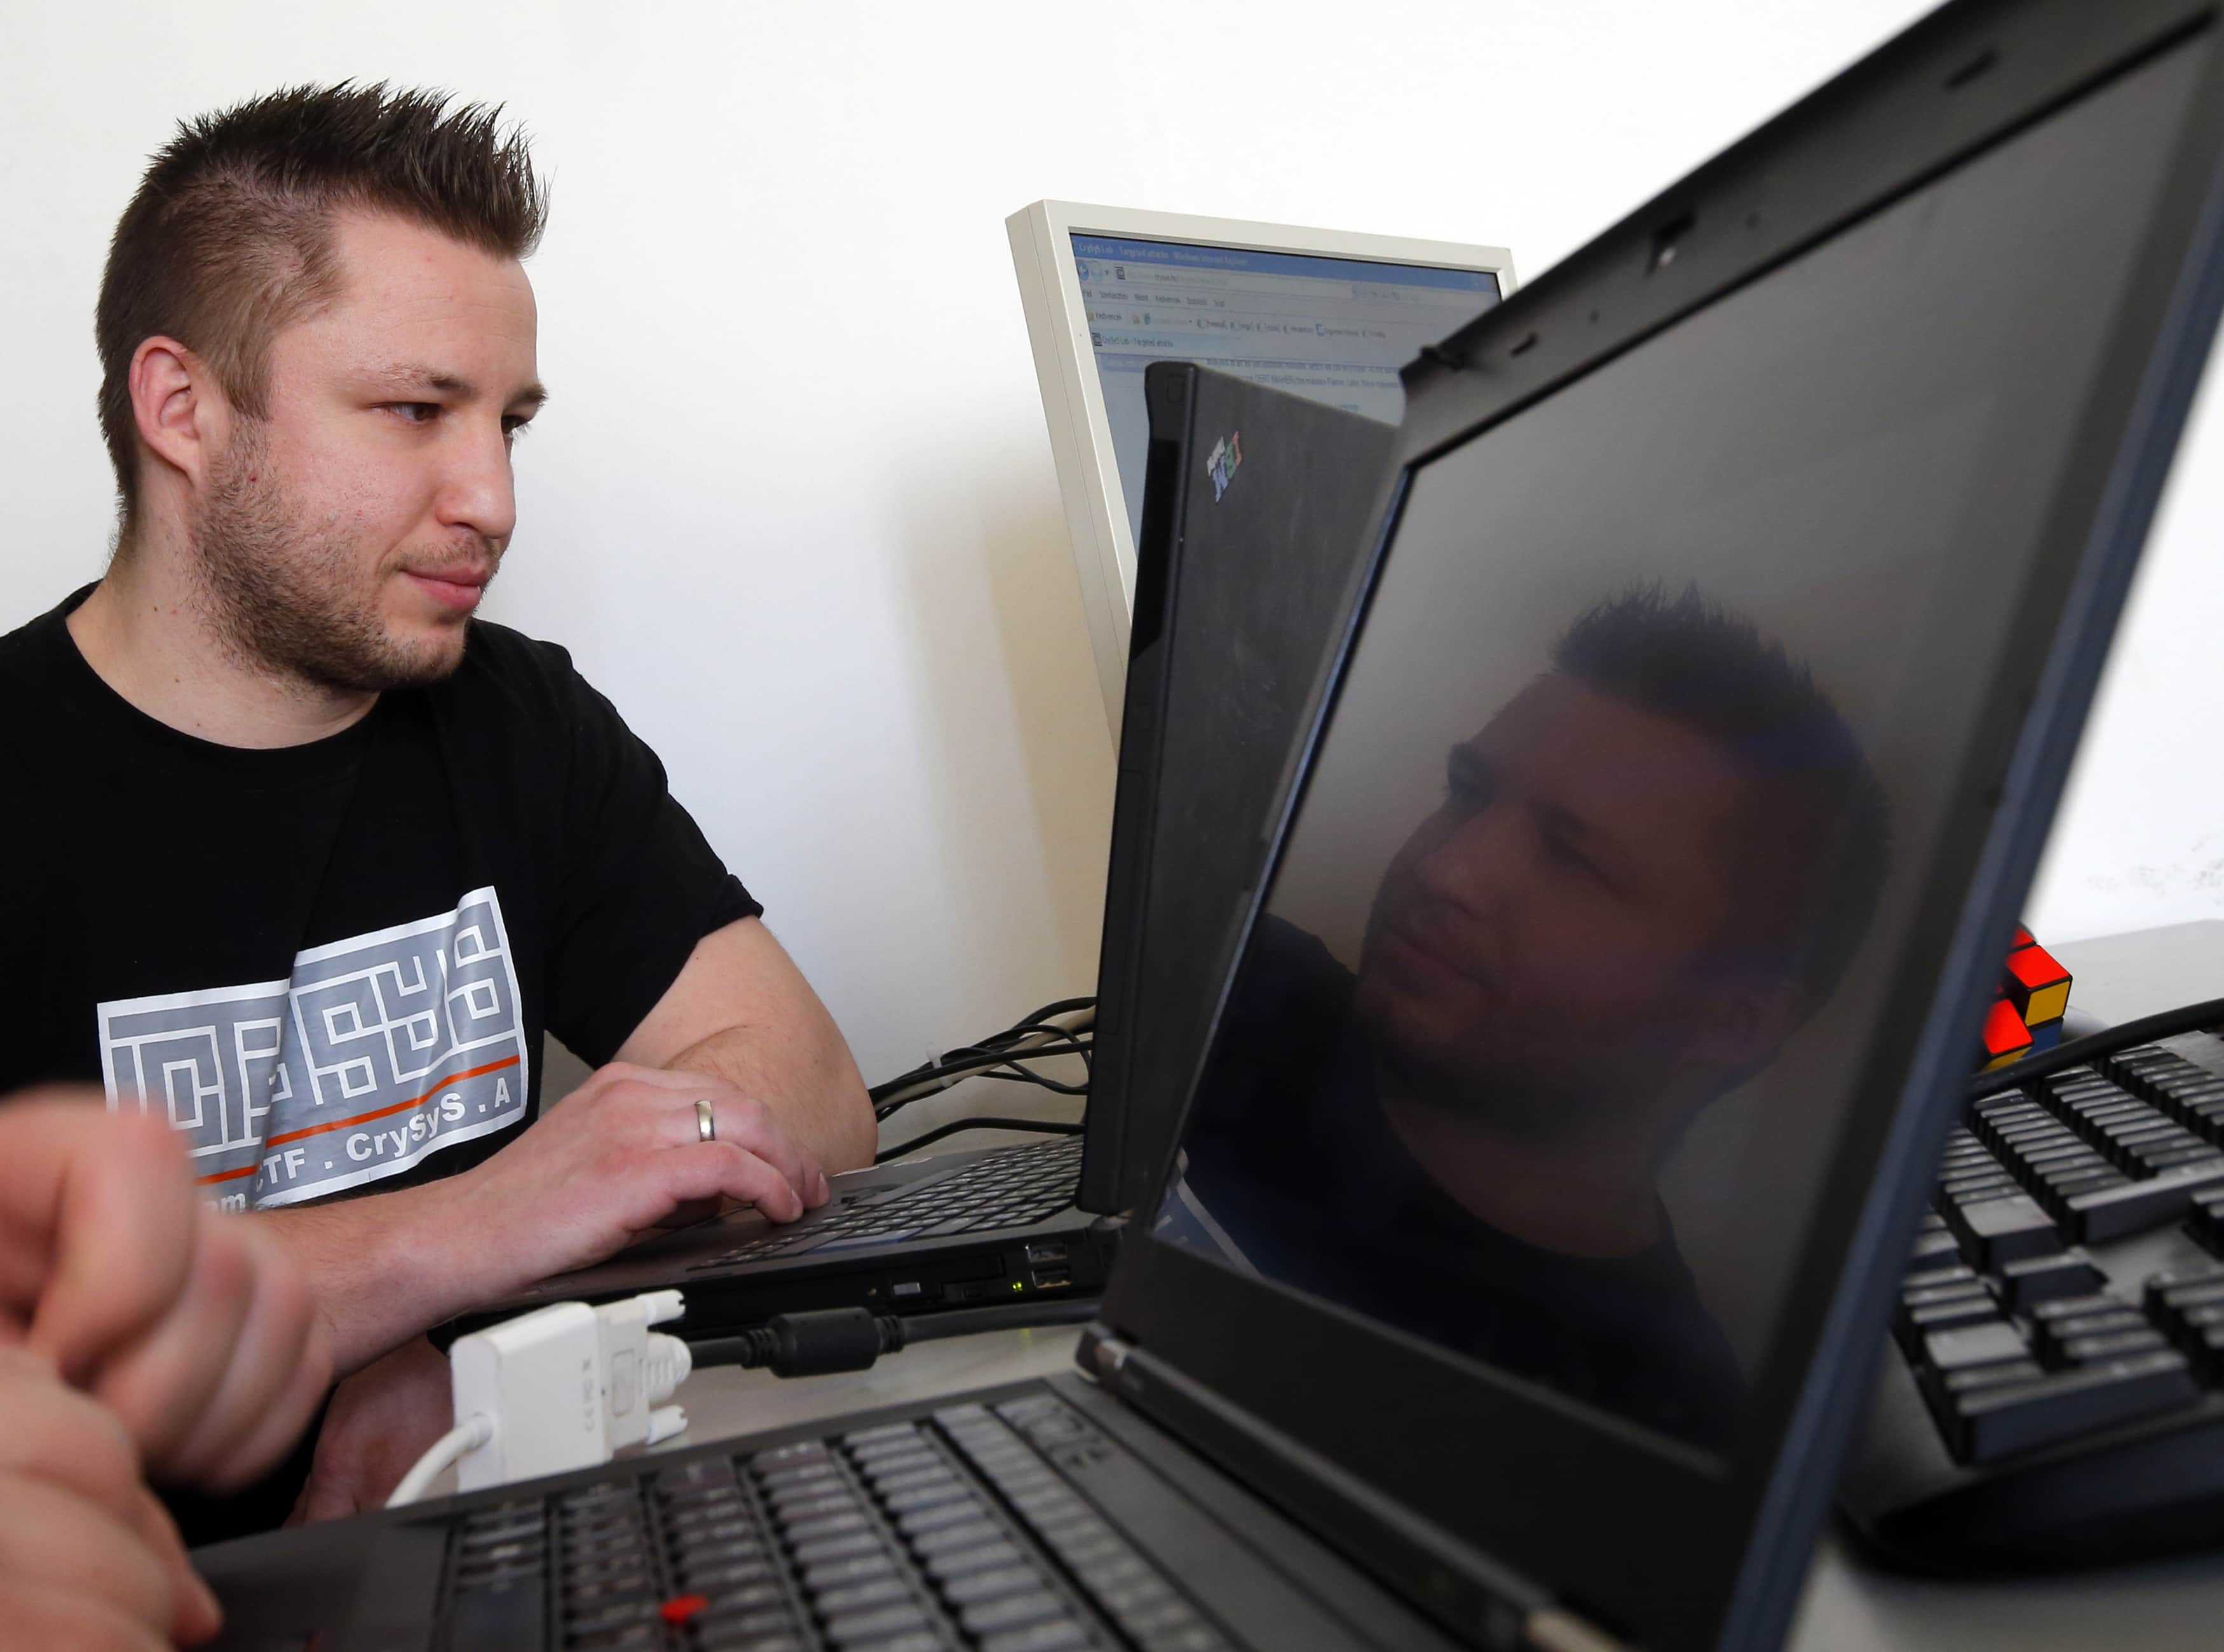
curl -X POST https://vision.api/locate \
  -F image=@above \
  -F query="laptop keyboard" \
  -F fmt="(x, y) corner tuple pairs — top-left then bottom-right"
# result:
(692, 1138), (1085, 1271)
(1897, 1041), (2224, 1463)
(438, 1390), (1228, 1651)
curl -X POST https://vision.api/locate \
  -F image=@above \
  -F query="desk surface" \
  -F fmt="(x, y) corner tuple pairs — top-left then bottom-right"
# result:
(653, 921), (2224, 1651)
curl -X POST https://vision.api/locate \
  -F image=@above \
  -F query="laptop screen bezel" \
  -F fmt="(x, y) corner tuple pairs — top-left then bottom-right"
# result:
(1092, 3), (2224, 1647)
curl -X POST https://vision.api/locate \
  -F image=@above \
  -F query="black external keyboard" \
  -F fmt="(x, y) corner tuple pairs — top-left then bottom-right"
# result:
(438, 1390), (1226, 1651)
(693, 1138), (1085, 1271)
(1844, 1032), (2224, 1568)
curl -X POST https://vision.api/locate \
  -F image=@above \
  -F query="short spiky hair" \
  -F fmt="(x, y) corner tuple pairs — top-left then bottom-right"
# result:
(95, 82), (547, 531)
(1552, 584), (1895, 1005)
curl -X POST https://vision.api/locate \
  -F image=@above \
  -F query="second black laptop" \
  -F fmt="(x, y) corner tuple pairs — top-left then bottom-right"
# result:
(482, 369), (1395, 1336)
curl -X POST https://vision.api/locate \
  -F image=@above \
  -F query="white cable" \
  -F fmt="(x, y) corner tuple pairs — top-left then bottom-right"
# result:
(387, 1414), (494, 1509)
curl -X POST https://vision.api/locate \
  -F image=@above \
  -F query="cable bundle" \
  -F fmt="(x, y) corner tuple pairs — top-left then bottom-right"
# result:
(869, 998), (1095, 1121)
(867, 996), (1097, 1165)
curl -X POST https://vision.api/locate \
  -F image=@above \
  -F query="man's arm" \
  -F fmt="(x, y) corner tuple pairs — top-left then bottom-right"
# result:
(255, 917), (869, 1376)
(618, 916), (875, 1174)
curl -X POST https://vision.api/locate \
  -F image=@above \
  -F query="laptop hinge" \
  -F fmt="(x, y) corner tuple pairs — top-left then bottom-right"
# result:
(1076, 1325), (1134, 1384)
(1071, 1332), (1636, 1652)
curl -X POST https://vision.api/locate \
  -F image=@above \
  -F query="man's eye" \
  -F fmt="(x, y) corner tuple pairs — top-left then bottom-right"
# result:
(502, 417), (534, 440)
(389, 402), (440, 424)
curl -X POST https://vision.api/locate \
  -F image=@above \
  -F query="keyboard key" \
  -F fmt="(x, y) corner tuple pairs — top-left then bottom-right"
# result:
(1951, 1350), (2197, 1463)
(446, 1576), (545, 1651)
(942, 1564), (1045, 1605)
(2059, 1328), (2170, 1364)
(979, 1623), (1092, 1652)
(824, 1602), (932, 1644)
(1998, 1249), (2106, 1310)
(811, 1576), (911, 1615)
(2064, 1161), (2224, 1242)
(1923, 1320), (2028, 1371)
(1948, 1195), (2062, 1266)
(909, 1519), (1003, 1556)
(961, 1590), (1068, 1635)
(802, 1553), (898, 1592)
(926, 1541), (1025, 1580)
(794, 1531), (882, 1566)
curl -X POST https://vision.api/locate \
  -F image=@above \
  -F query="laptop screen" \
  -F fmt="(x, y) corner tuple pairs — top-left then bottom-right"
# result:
(1149, 36), (2207, 1457)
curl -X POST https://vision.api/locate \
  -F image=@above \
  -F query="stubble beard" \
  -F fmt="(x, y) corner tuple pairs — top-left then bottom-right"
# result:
(188, 424), (478, 694)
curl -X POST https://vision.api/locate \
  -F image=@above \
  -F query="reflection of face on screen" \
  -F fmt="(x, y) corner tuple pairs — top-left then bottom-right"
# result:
(1357, 590), (1889, 1200)
(1167, 587), (1889, 1447)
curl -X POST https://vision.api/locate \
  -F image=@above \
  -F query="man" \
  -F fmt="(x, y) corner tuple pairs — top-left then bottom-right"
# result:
(0, 85), (876, 1533)
(1170, 587), (1893, 1446)
(1, 1092), (330, 1647)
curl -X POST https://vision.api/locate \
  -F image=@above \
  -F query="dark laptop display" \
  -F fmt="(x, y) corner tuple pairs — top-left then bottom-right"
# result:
(194, 6), (2224, 1650)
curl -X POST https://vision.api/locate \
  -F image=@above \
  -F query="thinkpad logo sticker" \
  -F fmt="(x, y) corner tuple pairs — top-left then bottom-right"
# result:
(97, 886), (530, 1210)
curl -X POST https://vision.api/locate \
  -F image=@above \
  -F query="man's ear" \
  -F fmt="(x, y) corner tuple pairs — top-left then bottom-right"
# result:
(128, 337), (231, 494)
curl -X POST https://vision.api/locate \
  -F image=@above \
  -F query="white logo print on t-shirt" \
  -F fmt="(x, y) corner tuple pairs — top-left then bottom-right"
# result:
(95, 886), (530, 1209)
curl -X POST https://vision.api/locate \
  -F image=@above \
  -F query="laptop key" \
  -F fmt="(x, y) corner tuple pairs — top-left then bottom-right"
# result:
(961, 1590), (1068, 1635)
(979, 1624), (1092, 1652)
(445, 1576), (545, 1651)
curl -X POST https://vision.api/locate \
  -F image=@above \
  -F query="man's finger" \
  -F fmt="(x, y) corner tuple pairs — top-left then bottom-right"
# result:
(0, 1580), (171, 1652)
(15, 1099), (199, 1385)
(156, 1223), (330, 1489)
(0, 1471), (186, 1646)
(656, 1140), (807, 1224)
(125, 1484), (224, 1646)
(687, 1095), (820, 1216)
(86, 1211), (256, 1470)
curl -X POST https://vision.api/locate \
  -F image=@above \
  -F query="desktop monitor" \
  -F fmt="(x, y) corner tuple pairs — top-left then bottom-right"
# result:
(1007, 201), (1513, 734)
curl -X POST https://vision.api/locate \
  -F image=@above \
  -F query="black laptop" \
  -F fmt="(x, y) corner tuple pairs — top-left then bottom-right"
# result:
(198, 2), (2224, 1646)
(482, 373), (1397, 1334)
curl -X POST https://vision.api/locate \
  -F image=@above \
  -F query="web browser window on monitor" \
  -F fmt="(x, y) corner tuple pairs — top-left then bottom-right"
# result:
(1073, 233), (1502, 543)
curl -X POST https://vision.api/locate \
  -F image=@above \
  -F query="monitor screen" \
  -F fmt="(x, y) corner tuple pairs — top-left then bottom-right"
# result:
(1149, 37), (2204, 1456)
(1072, 234), (1502, 546)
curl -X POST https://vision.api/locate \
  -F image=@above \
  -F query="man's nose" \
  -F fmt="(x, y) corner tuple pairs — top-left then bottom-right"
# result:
(434, 420), (518, 546)
(1411, 806), (1523, 912)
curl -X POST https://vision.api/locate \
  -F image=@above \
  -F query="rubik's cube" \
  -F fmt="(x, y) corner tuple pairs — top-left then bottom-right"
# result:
(1979, 926), (2073, 1071)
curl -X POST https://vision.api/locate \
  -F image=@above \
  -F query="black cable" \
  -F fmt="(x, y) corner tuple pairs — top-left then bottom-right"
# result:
(1970, 996), (2224, 1098)
(686, 1299), (1101, 1379)
(871, 1045), (1095, 1121)
(866, 999), (1097, 1107)
(873, 1116), (1083, 1164)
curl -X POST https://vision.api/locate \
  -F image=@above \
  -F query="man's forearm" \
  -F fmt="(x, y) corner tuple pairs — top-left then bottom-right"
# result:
(252, 1175), (485, 1376)
(666, 1014), (875, 1174)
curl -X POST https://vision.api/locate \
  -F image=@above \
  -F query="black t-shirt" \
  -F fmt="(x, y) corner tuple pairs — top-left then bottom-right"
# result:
(1, 586), (757, 1211)
(0, 586), (760, 1540)
(1170, 917), (1744, 1449)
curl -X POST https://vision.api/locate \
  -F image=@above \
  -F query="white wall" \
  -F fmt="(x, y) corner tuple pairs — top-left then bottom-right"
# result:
(4, 0), (2209, 1087)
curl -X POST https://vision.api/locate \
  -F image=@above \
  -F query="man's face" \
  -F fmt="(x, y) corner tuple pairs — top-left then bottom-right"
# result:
(189, 211), (544, 691)
(1355, 672), (1796, 1132)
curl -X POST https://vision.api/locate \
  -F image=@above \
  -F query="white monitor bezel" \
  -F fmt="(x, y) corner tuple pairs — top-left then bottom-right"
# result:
(1007, 198), (1515, 737)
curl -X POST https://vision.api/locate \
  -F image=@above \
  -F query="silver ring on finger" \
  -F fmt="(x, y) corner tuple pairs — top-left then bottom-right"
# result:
(695, 1099), (717, 1144)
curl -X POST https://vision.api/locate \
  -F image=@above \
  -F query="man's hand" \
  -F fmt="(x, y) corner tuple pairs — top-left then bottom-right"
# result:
(289, 1336), (452, 1524)
(259, 1060), (837, 1374)
(1, 1092), (332, 1491)
(0, 1347), (223, 1649)
(452, 1061), (834, 1288)
(252, 916), (869, 1378)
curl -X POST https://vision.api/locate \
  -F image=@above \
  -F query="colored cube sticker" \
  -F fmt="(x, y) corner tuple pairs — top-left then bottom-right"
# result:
(2004, 940), (2071, 1027)
(1981, 996), (2035, 1071)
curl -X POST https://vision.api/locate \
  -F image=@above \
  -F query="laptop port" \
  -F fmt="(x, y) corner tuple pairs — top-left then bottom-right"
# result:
(1030, 1268), (1072, 1290)
(1024, 1242), (1069, 1265)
